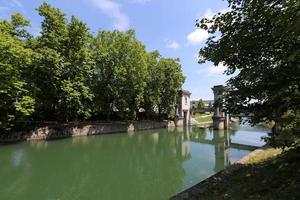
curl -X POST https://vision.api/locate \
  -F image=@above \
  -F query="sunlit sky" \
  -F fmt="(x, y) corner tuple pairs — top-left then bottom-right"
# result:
(0, 0), (231, 100)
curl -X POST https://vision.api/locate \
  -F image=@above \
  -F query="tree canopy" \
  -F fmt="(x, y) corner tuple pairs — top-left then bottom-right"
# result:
(197, 99), (205, 110)
(0, 14), (35, 132)
(0, 3), (185, 133)
(198, 0), (300, 148)
(92, 30), (148, 120)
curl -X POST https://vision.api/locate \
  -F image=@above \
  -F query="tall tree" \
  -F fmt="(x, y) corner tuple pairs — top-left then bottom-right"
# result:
(0, 14), (35, 132)
(142, 51), (163, 118)
(33, 3), (93, 121)
(57, 16), (94, 121)
(198, 99), (205, 110)
(92, 30), (148, 120)
(33, 2), (68, 120)
(157, 58), (185, 117)
(142, 54), (185, 119)
(198, 0), (300, 147)
(0, 2), (186, 132)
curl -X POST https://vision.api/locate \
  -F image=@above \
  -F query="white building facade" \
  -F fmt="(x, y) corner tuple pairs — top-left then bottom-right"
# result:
(176, 90), (192, 126)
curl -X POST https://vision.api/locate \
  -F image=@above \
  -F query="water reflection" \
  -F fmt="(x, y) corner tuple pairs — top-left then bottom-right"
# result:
(170, 124), (267, 175)
(0, 124), (267, 200)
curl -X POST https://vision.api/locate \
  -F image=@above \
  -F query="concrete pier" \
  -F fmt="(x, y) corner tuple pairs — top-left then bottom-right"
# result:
(212, 85), (229, 130)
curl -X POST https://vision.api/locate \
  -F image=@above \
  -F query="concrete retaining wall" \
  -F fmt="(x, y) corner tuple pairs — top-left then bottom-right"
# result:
(0, 121), (170, 144)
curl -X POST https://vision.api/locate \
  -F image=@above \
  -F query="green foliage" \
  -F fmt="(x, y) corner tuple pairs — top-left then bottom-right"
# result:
(198, 99), (205, 110)
(0, 15), (35, 132)
(198, 0), (300, 148)
(142, 51), (162, 117)
(267, 111), (300, 149)
(92, 30), (147, 120)
(92, 30), (185, 120)
(282, 112), (300, 136)
(142, 53), (185, 118)
(32, 3), (93, 121)
(0, 3), (185, 133)
(15, 96), (35, 117)
(157, 58), (185, 117)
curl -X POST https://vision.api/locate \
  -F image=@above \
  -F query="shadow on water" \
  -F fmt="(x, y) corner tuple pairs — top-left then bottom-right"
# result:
(0, 124), (267, 200)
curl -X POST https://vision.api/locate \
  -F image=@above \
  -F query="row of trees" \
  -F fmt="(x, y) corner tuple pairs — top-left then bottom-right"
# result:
(198, 0), (299, 148)
(0, 3), (185, 133)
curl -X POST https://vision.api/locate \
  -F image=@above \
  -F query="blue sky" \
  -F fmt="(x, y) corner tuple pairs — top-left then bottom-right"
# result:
(0, 0), (231, 100)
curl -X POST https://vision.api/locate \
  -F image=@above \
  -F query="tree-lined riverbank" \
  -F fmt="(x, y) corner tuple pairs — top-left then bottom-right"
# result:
(0, 3), (185, 135)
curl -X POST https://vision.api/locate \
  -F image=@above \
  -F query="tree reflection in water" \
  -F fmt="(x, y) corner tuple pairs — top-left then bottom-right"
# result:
(0, 125), (264, 200)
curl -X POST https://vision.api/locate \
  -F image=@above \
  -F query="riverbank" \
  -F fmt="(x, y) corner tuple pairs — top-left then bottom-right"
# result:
(0, 120), (175, 144)
(171, 147), (300, 200)
(192, 113), (213, 124)
(190, 113), (213, 128)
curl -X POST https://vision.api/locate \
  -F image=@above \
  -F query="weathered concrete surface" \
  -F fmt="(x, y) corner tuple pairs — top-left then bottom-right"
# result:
(0, 121), (170, 144)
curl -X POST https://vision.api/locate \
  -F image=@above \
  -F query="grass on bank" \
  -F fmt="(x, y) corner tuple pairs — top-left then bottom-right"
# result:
(193, 113), (213, 123)
(199, 148), (300, 200)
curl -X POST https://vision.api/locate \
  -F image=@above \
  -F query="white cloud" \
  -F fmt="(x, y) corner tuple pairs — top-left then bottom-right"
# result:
(196, 63), (227, 77)
(11, 0), (22, 8)
(187, 29), (209, 45)
(203, 8), (214, 19)
(187, 8), (231, 46)
(165, 39), (180, 49)
(130, 0), (151, 3)
(91, 0), (129, 31)
(0, 0), (24, 18)
(201, 8), (231, 20)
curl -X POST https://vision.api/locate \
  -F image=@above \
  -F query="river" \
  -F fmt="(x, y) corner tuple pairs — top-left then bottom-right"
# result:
(0, 123), (268, 200)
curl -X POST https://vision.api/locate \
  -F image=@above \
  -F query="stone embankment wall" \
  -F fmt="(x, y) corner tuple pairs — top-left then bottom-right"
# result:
(0, 120), (175, 144)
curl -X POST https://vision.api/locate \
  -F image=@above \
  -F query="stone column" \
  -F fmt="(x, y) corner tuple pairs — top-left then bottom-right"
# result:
(212, 116), (225, 130)
(224, 112), (230, 129)
(212, 85), (227, 130)
(188, 109), (192, 125)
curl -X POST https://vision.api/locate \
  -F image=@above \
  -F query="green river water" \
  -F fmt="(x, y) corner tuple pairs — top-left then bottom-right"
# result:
(0, 124), (268, 200)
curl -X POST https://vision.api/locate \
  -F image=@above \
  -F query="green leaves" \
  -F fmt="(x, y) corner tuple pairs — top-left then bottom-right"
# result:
(32, 3), (94, 121)
(142, 52), (185, 119)
(198, 99), (205, 110)
(15, 96), (35, 117)
(0, 16), (34, 132)
(91, 30), (185, 120)
(198, 0), (300, 148)
(58, 80), (93, 121)
(92, 30), (148, 120)
(0, 3), (185, 133)
(157, 58), (185, 117)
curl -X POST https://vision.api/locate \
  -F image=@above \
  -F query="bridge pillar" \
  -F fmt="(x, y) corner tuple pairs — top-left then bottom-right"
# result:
(212, 115), (225, 130)
(212, 85), (229, 130)
(224, 112), (230, 129)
